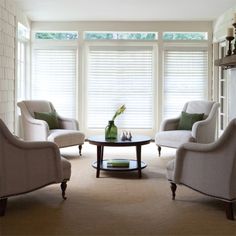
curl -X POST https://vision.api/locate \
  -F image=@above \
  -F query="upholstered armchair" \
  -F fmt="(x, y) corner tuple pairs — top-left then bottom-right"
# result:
(0, 119), (71, 216)
(155, 100), (220, 156)
(17, 100), (85, 155)
(167, 118), (236, 220)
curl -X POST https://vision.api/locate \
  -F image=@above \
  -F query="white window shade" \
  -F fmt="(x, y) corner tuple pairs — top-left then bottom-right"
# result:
(87, 46), (154, 129)
(163, 49), (208, 119)
(32, 49), (77, 118)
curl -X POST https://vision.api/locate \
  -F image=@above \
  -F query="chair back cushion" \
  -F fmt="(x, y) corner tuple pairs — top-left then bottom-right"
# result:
(185, 101), (215, 118)
(23, 100), (55, 117)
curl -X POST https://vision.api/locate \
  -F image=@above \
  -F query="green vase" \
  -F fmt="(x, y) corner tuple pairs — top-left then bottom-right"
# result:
(105, 120), (117, 140)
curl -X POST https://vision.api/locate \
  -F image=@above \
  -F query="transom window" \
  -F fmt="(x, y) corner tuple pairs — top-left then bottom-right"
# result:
(85, 32), (158, 40)
(35, 32), (78, 40)
(163, 32), (208, 40)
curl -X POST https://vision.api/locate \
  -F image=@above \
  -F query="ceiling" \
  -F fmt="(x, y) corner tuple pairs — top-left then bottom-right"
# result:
(15, 0), (236, 22)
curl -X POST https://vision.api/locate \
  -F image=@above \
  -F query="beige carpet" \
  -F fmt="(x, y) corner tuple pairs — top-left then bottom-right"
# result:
(1, 142), (236, 236)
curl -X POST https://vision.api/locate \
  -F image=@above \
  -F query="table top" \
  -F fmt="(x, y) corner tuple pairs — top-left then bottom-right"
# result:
(87, 135), (151, 147)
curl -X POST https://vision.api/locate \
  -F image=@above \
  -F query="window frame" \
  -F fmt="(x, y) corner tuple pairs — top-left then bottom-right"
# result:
(83, 41), (158, 137)
(31, 40), (79, 119)
(161, 41), (211, 120)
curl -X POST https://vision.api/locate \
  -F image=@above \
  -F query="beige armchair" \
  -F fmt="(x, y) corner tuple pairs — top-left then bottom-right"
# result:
(155, 100), (220, 156)
(167, 118), (236, 220)
(17, 100), (85, 155)
(0, 119), (71, 216)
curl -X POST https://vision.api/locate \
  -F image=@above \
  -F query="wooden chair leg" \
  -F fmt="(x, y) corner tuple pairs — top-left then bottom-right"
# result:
(158, 146), (161, 157)
(170, 182), (177, 200)
(61, 181), (68, 200)
(78, 145), (82, 156)
(0, 198), (8, 217)
(225, 202), (234, 220)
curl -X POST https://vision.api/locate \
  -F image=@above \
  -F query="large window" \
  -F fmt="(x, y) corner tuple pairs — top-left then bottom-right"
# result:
(87, 45), (154, 129)
(32, 48), (77, 118)
(17, 23), (30, 101)
(163, 48), (208, 118)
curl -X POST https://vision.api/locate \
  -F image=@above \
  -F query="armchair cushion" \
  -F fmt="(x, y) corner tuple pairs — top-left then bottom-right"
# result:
(34, 111), (60, 129)
(155, 130), (195, 148)
(178, 111), (204, 130)
(48, 129), (85, 148)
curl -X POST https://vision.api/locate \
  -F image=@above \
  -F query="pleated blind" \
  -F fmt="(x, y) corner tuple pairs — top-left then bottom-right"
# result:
(87, 46), (154, 129)
(163, 49), (208, 119)
(32, 49), (77, 118)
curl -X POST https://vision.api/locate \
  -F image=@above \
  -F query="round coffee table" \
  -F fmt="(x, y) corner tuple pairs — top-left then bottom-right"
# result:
(87, 135), (151, 178)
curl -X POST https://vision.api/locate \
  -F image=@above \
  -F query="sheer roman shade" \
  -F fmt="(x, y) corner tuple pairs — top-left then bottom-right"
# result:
(32, 49), (77, 118)
(163, 49), (208, 119)
(87, 45), (154, 129)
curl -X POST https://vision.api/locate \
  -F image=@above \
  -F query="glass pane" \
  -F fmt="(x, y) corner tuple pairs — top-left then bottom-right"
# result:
(220, 115), (224, 130)
(18, 23), (30, 40)
(220, 81), (224, 96)
(220, 98), (224, 113)
(163, 32), (208, 40)
(85, 32), (158, 40)
(35, 32), (78, 40)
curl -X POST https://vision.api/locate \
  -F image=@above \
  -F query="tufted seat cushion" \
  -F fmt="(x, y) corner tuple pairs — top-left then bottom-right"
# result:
(155, 130), (195, 149)
(48, 130), (85, 148)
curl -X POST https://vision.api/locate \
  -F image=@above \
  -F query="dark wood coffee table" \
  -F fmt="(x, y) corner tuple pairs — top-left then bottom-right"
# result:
(87, 135), (151, 178)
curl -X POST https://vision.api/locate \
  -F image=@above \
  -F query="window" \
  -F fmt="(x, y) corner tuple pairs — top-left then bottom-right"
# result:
(163, 49), (208, 118)
(17, 23), (30, 102)
(85, 32), (158, 40)
(163, 32), (208, 40)
(87, 45), (154, 129)
(35, 32), (78, 40)
(32, 48), (77, 118)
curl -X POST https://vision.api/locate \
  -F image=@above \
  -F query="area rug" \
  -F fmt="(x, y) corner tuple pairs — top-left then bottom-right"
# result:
(0, 143), (235, 236)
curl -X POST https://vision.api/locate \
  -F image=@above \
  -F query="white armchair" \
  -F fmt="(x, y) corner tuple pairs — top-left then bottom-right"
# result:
(155, 100), (220, 156)
(167, 118), (236, 220)
(17, 100), (85, 155)
(0, 119), (71, 216)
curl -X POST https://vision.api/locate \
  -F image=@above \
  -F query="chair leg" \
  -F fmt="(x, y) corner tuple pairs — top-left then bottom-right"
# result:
(225, 202), (234, 220)
(170, 182), (177, 200)
(78, 145), (82, 156)
(61, 181), (68, 200)
(158, 146), (161, 157)
(0, 198), (8, 217)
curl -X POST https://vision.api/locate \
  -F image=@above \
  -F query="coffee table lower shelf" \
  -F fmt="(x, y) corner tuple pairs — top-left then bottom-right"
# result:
(92, 159), (147, 171)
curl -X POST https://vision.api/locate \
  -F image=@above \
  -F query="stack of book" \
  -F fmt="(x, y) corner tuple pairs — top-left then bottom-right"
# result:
(107, 159), (130, 168)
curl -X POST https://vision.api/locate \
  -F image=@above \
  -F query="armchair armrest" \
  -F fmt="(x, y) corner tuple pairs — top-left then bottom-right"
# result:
(173, 141), (234, 200)
(22, 116), (49, 141)
(191, 103), (220, 143)
(0, 136), (63, 198)
(160, 117), (180, 131)
(57, 115), (79, 130)
(17, 101), (49, 140)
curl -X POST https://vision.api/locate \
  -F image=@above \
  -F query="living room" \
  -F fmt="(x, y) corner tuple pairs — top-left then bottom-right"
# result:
(1, 0), (236, 235)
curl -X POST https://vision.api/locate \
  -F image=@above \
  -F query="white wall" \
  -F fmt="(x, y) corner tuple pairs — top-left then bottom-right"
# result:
(213, 4), (236, 42)
(0, 0), (30, 131)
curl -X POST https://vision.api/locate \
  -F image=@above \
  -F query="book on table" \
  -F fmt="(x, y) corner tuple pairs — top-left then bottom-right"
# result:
(107, 159), (130, 168)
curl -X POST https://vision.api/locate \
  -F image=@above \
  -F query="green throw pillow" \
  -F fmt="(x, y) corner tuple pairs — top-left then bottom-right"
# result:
(34, 111), (59, 129)
(178, 111), (204, 130)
